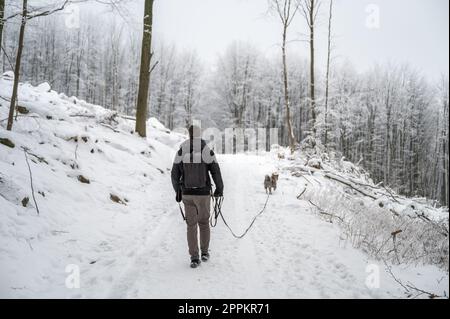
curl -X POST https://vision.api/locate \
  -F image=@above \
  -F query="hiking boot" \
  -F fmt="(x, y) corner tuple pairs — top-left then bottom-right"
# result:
(190, 258), (201, 269)
(201, 252), (210, 262)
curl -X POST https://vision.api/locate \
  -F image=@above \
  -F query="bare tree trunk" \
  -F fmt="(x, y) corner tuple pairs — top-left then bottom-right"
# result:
(7, 0), (27, 131)
(0, 0), (4, 54)
(282, 26), (296, 151)
(301, 0), (320, 140)
(384, 85), (392, 184)
(76, 54), (82, 97)
(271, 0), (299, 152)
(440, 78), (449, 205)
(308, 0), (317, 138)
(324, 0), (333, 148)
(239, 57), (250, 127)
(135, 0), (154, 137)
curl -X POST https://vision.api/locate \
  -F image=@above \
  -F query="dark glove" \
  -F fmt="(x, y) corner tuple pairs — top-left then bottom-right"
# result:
(176, 188), (182, 203)
(213, 189), (223, 198)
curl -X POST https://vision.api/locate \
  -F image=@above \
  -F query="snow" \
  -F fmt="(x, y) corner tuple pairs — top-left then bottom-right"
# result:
(0, 78), (448, 299)
(37, 82), (51, 93)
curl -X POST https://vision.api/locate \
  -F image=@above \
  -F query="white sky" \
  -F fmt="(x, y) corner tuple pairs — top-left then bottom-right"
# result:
(93, 0), (449, 81)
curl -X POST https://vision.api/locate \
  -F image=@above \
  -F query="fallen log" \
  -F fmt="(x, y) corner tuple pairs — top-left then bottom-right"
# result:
(324, 173), (377, 200)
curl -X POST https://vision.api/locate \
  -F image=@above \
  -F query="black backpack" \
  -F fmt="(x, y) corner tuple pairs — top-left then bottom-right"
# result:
(181, 139), (209, 189)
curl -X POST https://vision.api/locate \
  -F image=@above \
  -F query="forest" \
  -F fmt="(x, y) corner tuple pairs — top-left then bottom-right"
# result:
(0, 0), (449, 300)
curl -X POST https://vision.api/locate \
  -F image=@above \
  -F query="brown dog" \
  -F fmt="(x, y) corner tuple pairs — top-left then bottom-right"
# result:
(264, 173), (279, 194)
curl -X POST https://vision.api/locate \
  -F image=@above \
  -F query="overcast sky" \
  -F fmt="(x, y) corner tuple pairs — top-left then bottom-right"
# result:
(152, 0), (449, 81)
(90, 0), (449, 81)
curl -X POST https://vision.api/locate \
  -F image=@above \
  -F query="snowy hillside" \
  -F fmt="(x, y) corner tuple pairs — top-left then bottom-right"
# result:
(0, 74), (185, 297)
(0, 74), (448, 298)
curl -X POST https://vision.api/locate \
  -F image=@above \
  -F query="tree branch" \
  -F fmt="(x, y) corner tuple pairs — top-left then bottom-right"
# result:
(308, 199), (344, 223)
(324, 173), (378, 199)
(22, 147), (40, 215)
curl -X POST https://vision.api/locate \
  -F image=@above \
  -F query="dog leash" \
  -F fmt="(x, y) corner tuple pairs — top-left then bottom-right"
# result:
(210, 194), (270, 239)
(178, 203), (186, 221)
(210, 196), (223, 227)
(178, 193), (271, 239)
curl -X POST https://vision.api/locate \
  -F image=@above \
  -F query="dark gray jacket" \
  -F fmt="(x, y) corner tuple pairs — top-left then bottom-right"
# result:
(171, 138), (224, 196)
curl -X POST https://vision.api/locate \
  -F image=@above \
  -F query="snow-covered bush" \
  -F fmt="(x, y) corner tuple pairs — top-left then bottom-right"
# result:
(285, 148), (449, 271)
(302, 185), (449, 270)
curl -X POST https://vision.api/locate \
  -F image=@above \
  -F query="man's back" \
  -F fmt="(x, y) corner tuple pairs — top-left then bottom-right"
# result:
(171, 138), (224, 197)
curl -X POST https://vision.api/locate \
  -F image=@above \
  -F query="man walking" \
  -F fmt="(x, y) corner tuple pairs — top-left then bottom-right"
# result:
(171, 125), (224, 268)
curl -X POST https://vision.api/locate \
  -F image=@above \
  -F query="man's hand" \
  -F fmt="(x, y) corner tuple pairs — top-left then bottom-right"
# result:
(213, 189), (223, 198)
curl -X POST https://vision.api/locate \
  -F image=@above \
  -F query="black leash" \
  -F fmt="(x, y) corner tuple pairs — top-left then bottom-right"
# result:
(178, 203), (186, 221)
(177, 193), (271, 239)
(211, 194), (270, 239)
(210, 196), (223, 227)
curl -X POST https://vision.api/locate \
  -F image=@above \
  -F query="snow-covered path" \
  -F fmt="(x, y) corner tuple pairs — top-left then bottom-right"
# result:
(92, 154), (399, 299)
(1, 80), (447, 299)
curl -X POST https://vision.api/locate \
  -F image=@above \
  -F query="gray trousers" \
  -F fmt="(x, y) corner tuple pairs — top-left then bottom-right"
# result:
(182, 195), (211, 259)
